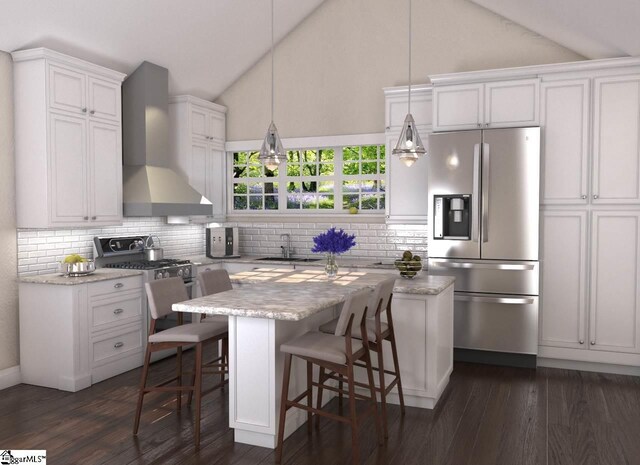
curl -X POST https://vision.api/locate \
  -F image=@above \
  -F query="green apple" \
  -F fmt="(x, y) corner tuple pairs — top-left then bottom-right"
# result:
(349, 206), (359, 214)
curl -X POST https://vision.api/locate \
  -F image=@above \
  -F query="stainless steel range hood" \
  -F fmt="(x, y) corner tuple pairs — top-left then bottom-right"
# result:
(122, 61), (212, 216)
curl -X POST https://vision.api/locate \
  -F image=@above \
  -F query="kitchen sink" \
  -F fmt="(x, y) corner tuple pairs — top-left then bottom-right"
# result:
(256, 257), (321, 262)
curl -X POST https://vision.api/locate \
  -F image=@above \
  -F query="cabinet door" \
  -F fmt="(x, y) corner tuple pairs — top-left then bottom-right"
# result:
(49, 65), (86, 115)
(88, 121), (122, 224)
(385, 91), (432, 131)
(208, 110), (226, 146)
(190, 107), (209, 140)
(484, 79), (539, 128)
(88, 77), (121, 122)
(190, 141), (208, 196)
(592, 75), (640, 204)
(540, 211), (588, 348)
(540, 80), (590, 204)
(385, 131), (429, 224)
(590, 211), (640, 353)
(49, 113), (88, 224)
(207, 146), (226, 218)
(433, 83), (483, 131)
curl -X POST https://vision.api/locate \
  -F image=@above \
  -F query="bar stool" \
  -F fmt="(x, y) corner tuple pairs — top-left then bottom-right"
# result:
(133, 277), (228, 448)
(318, 277), (404, 438)
(275, 288), (383, 465)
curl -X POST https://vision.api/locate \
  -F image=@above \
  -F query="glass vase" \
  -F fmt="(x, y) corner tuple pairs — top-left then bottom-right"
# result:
(325, 252), (339, 279)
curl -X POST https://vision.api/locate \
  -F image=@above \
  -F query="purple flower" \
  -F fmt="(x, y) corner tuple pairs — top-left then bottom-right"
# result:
(311, 227), (356, 255)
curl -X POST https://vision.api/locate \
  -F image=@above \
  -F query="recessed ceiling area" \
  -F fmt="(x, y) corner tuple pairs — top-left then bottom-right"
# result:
(470, 0), (640, 59)
(0, 0), (325, 100)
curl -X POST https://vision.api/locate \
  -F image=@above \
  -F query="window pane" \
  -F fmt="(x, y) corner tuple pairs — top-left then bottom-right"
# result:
(343, 194), (358, 209)
(319, 163), (334, 176)
(234, 152), (247, 164)
(249, 183), (263, 194)
(287, 182), (301, 193)
(319, 149), (334, 162)
(248, 152), (260, 164)
(379, 161), (386, 174)
(287, 163), (300, 176)
(264, 182), (278, 194)
(361, 180), (377, 192)
(287, 195), (301, 209)
(362, 146), (378, 160)
(249, 196), (262, 210)
(379, 145), (386, 159)
(379, 180), (386, 192)
(361, 194), (378, 210)
(318, 181), (334, 193)
(379, 194), (386, 209)
(248, 165), (262, 177)
(233, 166), (247, 178)
(343, 146), (359, 161)
(264, 166), (278, 176)
(301, 181), (317, 193)
(319, 195), (334, 209)
(265, 195), (278, 210)
(362, 162), (378, 174)
(287, 150), (300, 164)
(303, 164), (317, 176)
(302, 150), (317, 163)
(342, 180), (360, 192)
(343, 162), (359, 175)
(233, 183), (248, 194)
(301, 194), (317, 209)
(234, 196), (247, 210)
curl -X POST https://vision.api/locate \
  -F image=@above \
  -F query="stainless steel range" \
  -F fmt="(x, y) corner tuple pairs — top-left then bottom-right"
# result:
(93, 235), (196, 360)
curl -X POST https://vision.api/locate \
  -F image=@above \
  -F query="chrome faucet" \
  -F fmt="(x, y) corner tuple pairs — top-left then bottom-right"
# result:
(280, 233), (292, 259)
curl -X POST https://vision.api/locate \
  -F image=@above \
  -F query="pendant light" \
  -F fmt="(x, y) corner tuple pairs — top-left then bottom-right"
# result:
(392, 0), (426, 167)
(259, 0), (285, 171)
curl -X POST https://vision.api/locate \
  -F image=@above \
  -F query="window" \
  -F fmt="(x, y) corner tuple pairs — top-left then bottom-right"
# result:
(230, 144), (386, 213)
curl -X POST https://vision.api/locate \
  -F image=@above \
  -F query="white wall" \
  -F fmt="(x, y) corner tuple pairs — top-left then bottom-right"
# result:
(217, 0), (584, 140)
(0, 51), (18, 371)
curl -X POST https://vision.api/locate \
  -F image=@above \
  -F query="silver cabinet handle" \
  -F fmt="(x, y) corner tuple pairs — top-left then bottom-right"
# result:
(90, 110), (95, 115)
(114, 282), (124, 289)
(590, 341), (596, 345)
(82, 107), (87, 113)
(454, 295), (535, 305)
(581, 195), (587, 199)
(429, 260), (536, 271)
(593, 195), (599, 199)
(481, 142), (490, 243)
(579, 340), (584, 344)
(113, 308), (124, 315)
(114, 342), (124, 349)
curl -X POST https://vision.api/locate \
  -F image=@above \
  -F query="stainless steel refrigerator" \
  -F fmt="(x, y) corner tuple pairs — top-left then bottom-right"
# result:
(427, 127), (540, 368)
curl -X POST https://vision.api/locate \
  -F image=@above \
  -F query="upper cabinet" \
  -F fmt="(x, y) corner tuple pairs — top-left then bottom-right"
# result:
(169, 95), (227, 220)
(432, 78), (539, 132)
(383, 86), (431, 224)
(12, 48), (125, 228)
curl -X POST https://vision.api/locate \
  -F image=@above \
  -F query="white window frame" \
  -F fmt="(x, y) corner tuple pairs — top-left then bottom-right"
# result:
(226, 133), (386, 217)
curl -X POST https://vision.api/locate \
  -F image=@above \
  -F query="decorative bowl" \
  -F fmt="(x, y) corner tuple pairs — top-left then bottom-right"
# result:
(60, 260), (96, 277)
(394, 259), (423, 279)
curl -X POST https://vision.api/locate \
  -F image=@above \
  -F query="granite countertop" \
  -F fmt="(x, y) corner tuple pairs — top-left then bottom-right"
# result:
(174, 270), (455, 320)
(20, 268), (143, 285)
(186, 254), (397, 270)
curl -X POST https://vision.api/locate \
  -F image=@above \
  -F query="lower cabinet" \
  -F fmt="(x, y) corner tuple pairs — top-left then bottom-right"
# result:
(540, 210), (640, 366)
(19, 275), (144, 392)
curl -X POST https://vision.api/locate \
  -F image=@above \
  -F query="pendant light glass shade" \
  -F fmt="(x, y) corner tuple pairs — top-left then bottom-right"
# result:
(259, 0), (285, 171)
(392, 0), (425, 167)
(393, 113), (425, 167)
(259, 121), (285, 171)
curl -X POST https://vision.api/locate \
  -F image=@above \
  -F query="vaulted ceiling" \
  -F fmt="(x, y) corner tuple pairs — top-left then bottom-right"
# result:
(0, 0), (325, 100)
(470, 0), (640, 59)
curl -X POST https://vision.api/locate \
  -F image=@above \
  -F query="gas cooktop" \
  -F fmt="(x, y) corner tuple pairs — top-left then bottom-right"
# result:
(105, 259), (191, 270)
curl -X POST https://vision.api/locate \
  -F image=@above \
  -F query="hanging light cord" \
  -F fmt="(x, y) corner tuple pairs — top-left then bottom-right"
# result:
(271, 0), (275, 123)
(408, 0), (412, 116)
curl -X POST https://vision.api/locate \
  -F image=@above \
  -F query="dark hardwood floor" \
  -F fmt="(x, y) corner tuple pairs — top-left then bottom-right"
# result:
(1, 353), (639, 465)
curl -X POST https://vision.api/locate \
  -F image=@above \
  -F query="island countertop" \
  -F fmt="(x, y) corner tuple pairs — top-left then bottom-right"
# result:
(173, 269), (454, 321)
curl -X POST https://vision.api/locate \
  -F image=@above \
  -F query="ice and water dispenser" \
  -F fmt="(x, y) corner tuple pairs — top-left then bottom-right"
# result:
(433, 195), (472, 240)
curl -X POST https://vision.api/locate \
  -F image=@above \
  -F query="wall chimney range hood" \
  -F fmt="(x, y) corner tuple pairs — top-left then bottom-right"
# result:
(122, 61), (212, 216)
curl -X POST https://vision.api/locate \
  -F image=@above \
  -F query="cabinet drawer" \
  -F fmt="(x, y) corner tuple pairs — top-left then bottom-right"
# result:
(88, 276), (142, 298)
(92, 326), (144, 366)
(91, 294), (142, 329)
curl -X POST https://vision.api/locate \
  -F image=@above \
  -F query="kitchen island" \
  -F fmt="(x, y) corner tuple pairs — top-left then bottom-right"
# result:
(173, 269), (454, 448)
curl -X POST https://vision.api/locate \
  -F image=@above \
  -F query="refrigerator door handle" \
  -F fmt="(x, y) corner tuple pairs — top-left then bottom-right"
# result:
(482, 142), (490, 243)
(454, 295), (535, 305)
(472, 143), (480, 242)
(429, 259), (536, 271)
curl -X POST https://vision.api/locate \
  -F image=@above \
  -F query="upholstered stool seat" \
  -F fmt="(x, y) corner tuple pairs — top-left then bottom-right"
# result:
(280, 331), (363, 364)
(318, 318), (388, 342)
(148, 320), (227, 343)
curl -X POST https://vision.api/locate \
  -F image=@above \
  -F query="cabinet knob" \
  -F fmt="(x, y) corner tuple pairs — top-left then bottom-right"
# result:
(113, 308), (124, 315)
(83, 216), (89, 220)
(593, 194), (599, 199)
(477, 123), (481, 128)
(91, 216), (97, 220)
(485, 123), (490, 128)
(581, 195), (587, 199)
(114, 282), (124, 289)
(82, 107), (87, 113)
(90, 110), (95, 115)
(579, 340), (584, 344)
(113, 342), (124, 349)
(590, 340), (596, 345)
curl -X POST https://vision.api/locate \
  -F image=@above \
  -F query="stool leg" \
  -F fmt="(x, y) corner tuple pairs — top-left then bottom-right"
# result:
(376, 343), (388, 439)
(338, 378), (344, 413)
(276, 353), (292, 464)
(388, 330), (405, 414)
(306, 361), (313, 434)
(176, 346), (183, 412)
(194, 342), (203, 449)
(133, 347), (152, 435)
(367, 348), (384, 446)
(315, 366), (325, 429)
(347, 361), (360, 465)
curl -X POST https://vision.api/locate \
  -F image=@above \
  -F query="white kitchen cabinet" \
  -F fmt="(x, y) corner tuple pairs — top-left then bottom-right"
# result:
(540, 79), (591, 204)
(169, 95), (227, 220)
(432, 78), (539, 132)
(592, 75), (640, 204)
(12, 48), (125, 228)
(19, 274), (144, 392)
(589, 211), (640, 353)
(384, 85), (432, 131)
(540, 211), (589, 349)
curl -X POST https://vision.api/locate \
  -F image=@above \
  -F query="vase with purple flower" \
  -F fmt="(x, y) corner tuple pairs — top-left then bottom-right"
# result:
(311, 227), (357, 279)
